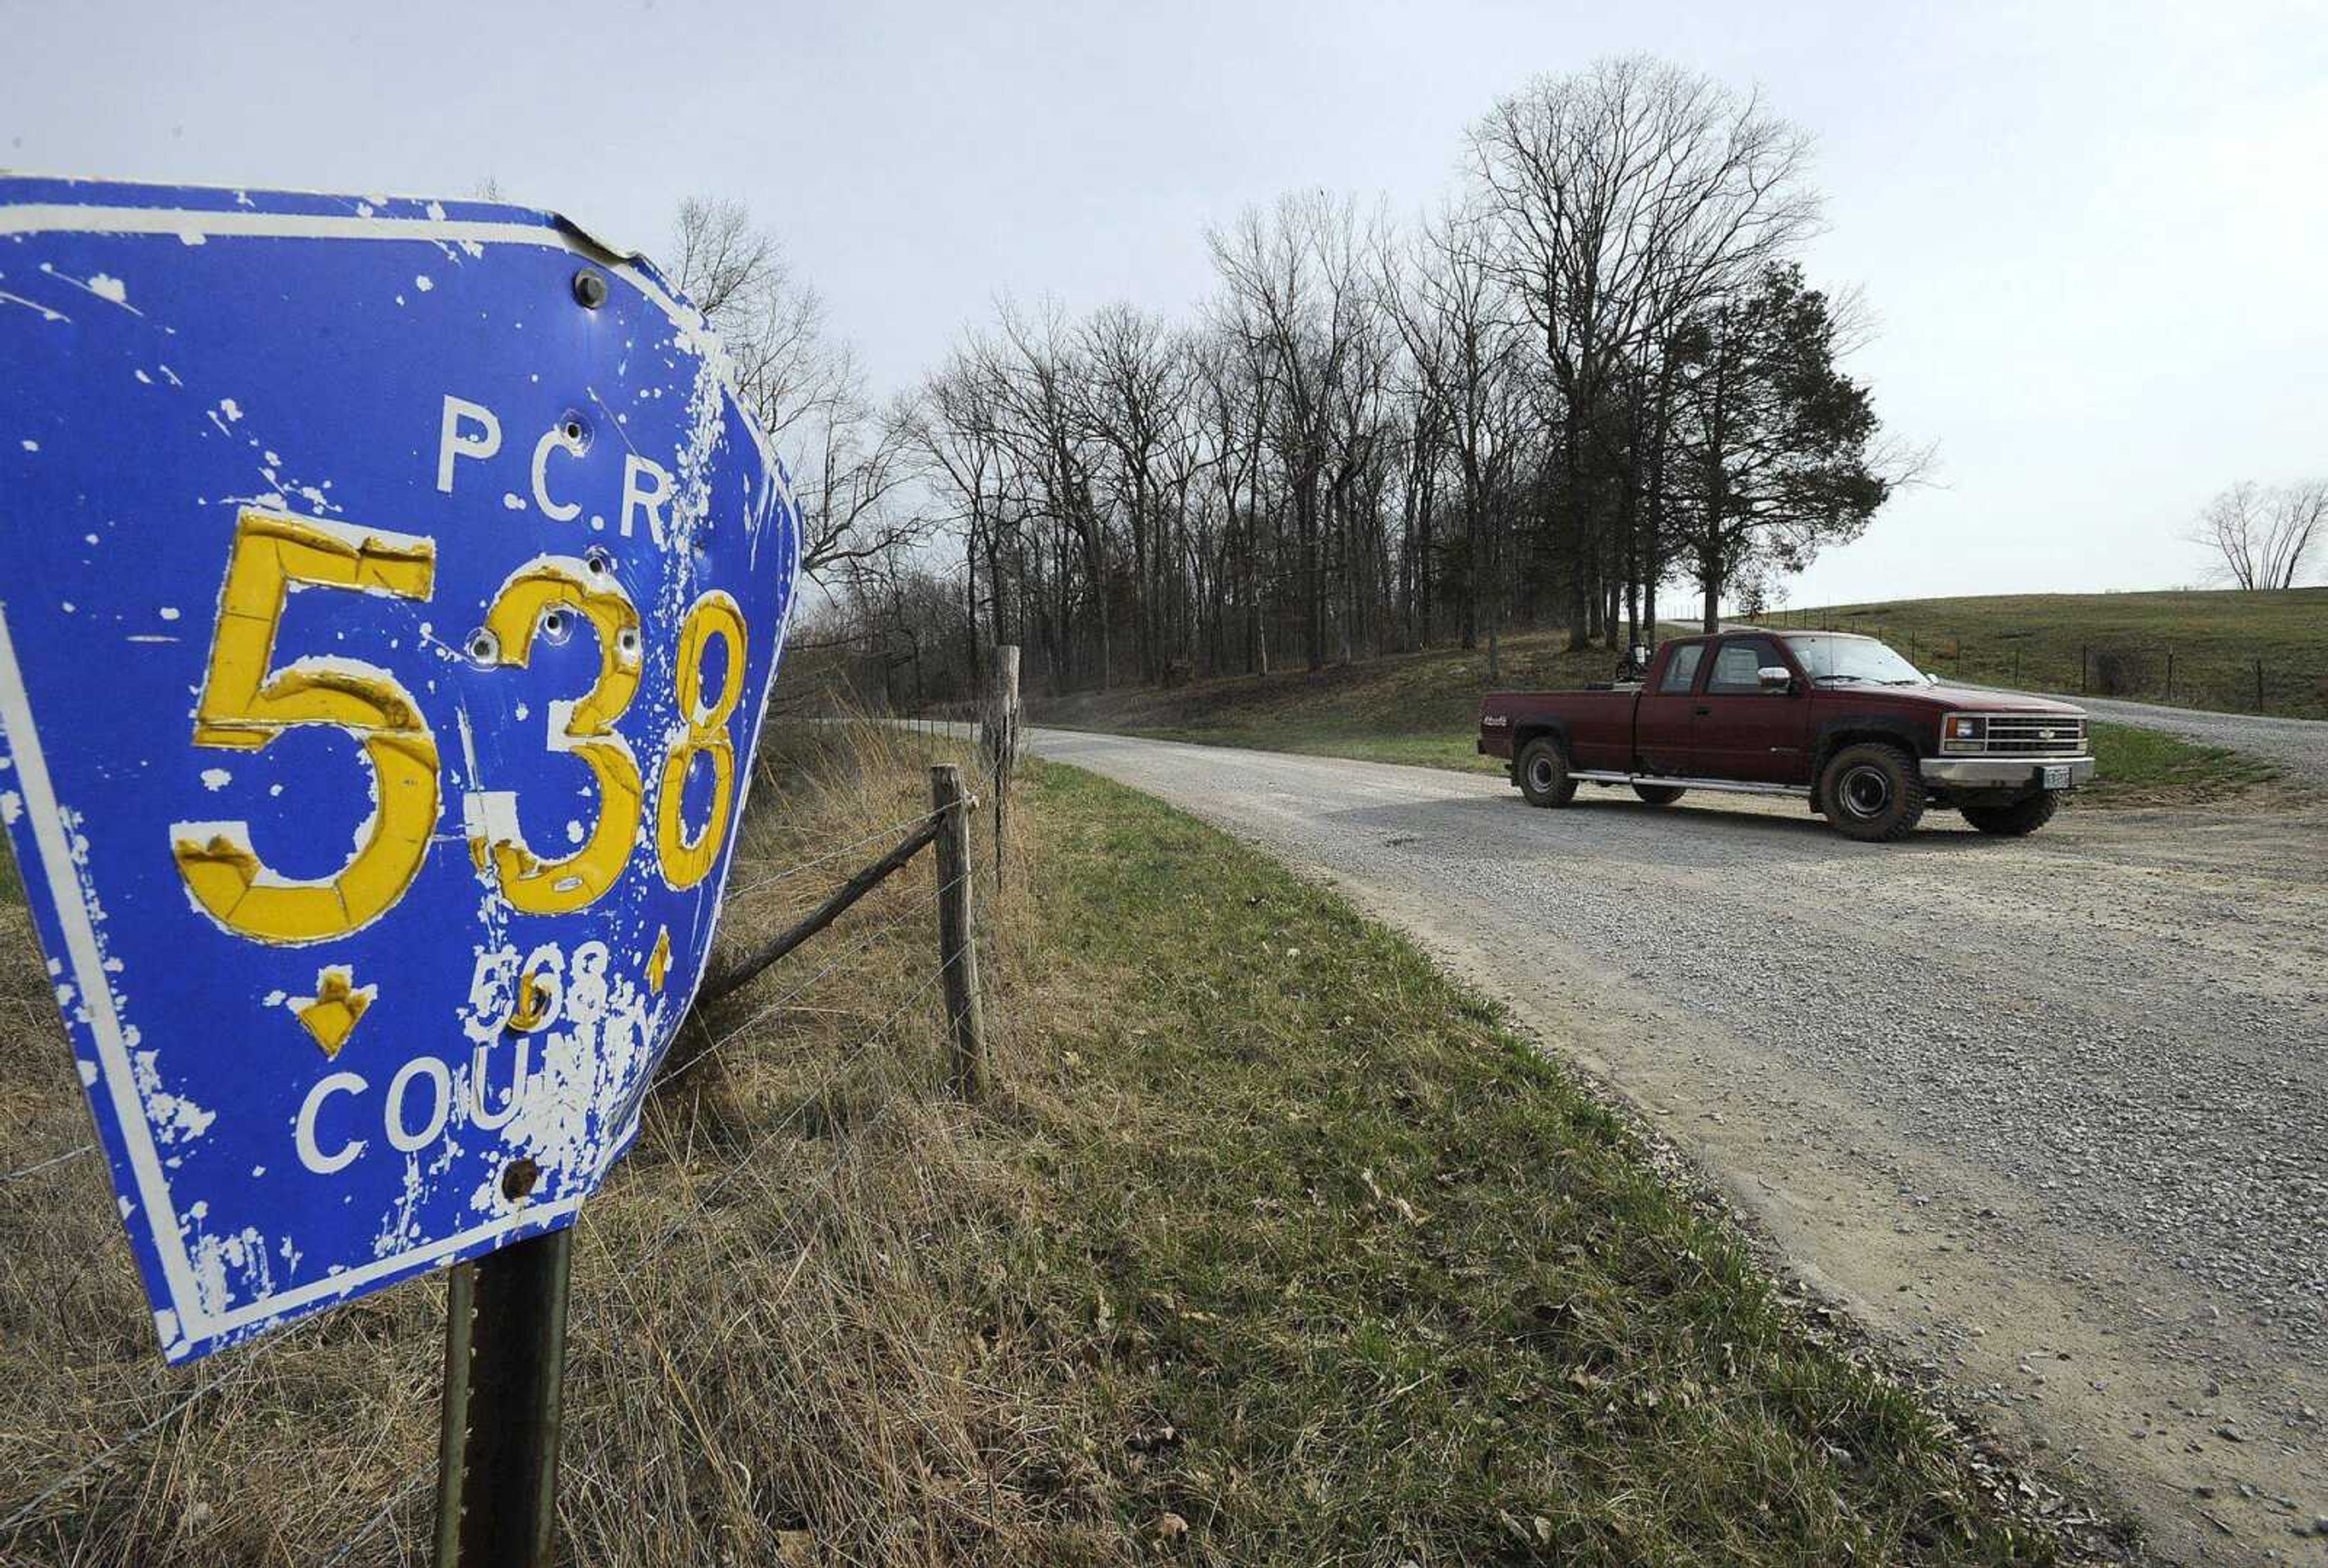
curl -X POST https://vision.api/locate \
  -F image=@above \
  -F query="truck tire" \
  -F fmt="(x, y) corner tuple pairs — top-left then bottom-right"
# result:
(1961, 794), (2059, 836)
(1819, 742), (1926, 842)
(1631, 784), (1686, 806)
(1516, 737), (1577, 807)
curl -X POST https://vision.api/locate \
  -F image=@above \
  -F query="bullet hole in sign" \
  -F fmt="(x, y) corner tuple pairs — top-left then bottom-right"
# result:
(502, 1157), (541, 1201)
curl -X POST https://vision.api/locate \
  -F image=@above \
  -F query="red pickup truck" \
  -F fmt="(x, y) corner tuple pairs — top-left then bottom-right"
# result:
(1479, 630), (2095, 841)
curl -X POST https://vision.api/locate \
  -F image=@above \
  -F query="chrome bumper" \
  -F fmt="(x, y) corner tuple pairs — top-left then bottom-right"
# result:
(1920, 756), (2095, 789)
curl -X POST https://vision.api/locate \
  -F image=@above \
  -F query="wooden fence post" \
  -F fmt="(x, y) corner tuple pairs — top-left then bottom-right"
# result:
(930, 764), (985, 1102)
(985, 646), (1020, 890)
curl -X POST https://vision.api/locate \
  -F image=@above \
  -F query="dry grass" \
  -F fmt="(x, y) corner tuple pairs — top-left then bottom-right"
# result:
(0, 716), (1098, 1566)
(0, 717), (2110, 1564)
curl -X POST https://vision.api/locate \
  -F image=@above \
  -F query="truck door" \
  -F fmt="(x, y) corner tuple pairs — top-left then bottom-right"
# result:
(1693, 636), (1811, 784)
(1633, 641), (1704, 776)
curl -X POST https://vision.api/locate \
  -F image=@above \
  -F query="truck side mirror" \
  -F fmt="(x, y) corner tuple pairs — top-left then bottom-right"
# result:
(1757, 666), (1793, 693)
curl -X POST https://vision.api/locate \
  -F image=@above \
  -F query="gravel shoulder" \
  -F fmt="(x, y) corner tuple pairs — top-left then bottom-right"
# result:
(1029, 727), (2328, 1565)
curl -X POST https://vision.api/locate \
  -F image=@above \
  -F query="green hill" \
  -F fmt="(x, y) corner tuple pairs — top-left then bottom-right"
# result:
(1744, 587), (2327, 719)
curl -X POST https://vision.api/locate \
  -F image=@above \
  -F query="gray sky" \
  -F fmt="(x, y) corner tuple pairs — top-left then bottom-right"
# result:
(6, 0), (2323, 606)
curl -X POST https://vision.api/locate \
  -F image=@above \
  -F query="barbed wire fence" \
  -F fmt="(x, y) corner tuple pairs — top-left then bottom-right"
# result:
(0, 649), (1026, 1566)
(319, 885), (985, 1563)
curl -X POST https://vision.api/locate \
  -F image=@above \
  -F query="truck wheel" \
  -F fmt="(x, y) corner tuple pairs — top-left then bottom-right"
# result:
(1516, 738), (1577, 807)
(1819, 742), (1926, 842)
(1961, 795), (2059, 836)
(1631, 784), (1686, 806)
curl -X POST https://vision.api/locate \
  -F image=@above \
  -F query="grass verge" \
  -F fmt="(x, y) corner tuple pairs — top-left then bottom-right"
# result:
(2081, 722), (2282, 803)
(0, 722), (2105, 1563)
(1008, 760), (2094, 1563)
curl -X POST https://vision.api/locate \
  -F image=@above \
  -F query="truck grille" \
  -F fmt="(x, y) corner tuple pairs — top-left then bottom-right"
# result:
(1979, 715), (2087, 755)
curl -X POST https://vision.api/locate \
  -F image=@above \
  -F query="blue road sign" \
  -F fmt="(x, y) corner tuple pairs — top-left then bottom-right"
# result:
(0, 178), (799, 1361)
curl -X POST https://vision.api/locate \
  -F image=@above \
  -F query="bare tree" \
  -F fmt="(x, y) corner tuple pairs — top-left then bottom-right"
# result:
(672, 198), (833, 442)
(2266, 481), (2327, 587)
(1188, 325), (1275, 673)
(1208, 192), (1380, 671)
(1079, 304), (1186, 683)
(917, 339), (1017, 655)
(2190, 480), (2327, 590)
(991, 298), (1112, 691)
(671, 198), (924, 576)
(791, 379), (925, 575)
(891, 55), (1900, 701)
(1468, 56), (1822, 649)
(1377, 202), (1530, 678)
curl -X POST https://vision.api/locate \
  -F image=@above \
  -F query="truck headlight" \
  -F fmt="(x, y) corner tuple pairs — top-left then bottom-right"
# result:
(1941, 714), (1987, 753)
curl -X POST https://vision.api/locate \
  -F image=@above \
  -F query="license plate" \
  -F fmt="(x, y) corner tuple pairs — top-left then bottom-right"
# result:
(2041, 764), (2071, 790)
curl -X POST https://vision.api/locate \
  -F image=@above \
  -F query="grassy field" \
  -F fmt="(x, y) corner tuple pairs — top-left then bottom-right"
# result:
(1744, 587), (2328, 719)
(0, 722), (2108, 1563)
(1041, 627), (2283, 808)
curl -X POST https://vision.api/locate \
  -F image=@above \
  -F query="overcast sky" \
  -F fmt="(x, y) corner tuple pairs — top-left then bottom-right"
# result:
(6, 0), (2323, 605)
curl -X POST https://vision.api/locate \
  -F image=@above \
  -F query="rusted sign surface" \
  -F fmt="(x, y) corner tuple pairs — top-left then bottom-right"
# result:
(0, 178), (797, 1360)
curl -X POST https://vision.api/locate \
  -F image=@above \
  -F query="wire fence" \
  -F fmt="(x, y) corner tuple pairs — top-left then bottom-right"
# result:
(0, 1141), (92, 1187)
(0, 705), (1018, 1566)
(316, 922), (981, 1563)
(723, 806), (943, 900)
(1744, 609), (2327, 719)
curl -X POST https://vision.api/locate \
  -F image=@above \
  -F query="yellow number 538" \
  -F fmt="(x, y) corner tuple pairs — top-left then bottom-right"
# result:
(172, 508), (749, 945)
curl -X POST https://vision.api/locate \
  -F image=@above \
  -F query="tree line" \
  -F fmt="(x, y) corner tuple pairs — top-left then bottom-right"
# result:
(680, 56), (1913, 705)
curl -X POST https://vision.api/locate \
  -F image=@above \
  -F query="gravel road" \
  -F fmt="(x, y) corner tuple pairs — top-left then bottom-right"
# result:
(1981, 687), (2328, 775)
(1030, 729), (2328, 1563)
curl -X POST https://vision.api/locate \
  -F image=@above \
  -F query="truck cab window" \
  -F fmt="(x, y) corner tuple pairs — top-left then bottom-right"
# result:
(1657, 644), (1704, 694)
(1708, 638), (1784, 695)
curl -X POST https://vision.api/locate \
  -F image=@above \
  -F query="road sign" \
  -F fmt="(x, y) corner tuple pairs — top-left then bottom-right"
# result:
(0, 178), (799, 1362)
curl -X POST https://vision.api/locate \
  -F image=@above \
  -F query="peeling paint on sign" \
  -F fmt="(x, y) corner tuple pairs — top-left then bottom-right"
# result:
(0, 178), (800, 1362)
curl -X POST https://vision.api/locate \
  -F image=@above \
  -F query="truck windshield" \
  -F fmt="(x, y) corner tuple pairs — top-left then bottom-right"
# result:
(1782, 635), (1928, 686)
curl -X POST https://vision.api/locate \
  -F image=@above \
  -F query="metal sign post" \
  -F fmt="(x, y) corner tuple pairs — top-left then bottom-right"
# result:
(435, 1228), (574, 1568)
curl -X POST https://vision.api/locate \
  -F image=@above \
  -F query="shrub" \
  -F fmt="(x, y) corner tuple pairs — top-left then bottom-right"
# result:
(2090, 649), (2151, 696)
